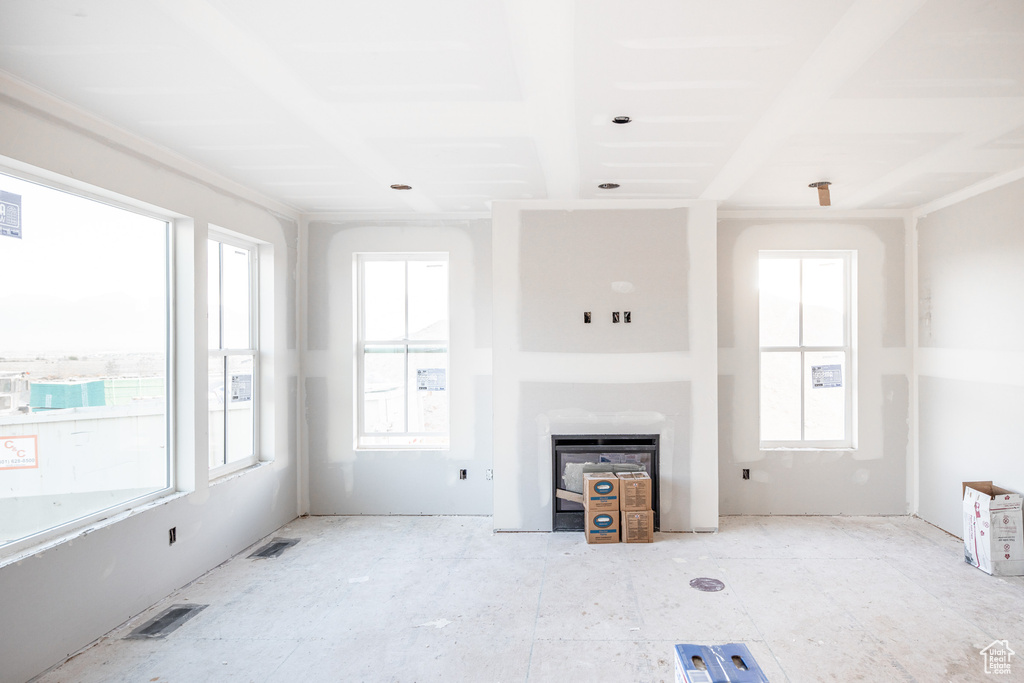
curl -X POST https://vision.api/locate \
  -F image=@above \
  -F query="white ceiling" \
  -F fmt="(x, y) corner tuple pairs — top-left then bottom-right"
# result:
(1, 0), (1023, 215)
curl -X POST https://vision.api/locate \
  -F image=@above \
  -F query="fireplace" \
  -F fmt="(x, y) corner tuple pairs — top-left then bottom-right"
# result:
(551, 434), (660, 531)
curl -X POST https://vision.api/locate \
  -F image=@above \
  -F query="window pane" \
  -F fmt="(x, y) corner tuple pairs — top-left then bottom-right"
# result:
(207, 240), (221, 349)
(364, 261), (405, 340)
(408, 261), (448, 340)
(208, 355), (225, 468)
(0, 173), (168, 549)
(364, 345), (405, 433)
(802, 259), (844, 347)
(760, 351), (801, 441)
(805, 351), (846, 441)
(408, 346), (448, 434)
(226, 355), (254, 463)
(759, 258), (800, 347)
(222, 245), (250, 349)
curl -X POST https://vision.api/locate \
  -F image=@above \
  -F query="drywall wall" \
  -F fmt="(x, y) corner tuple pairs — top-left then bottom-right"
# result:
(304, 219), (493, 515)
(492, 201), (718, 532)
(0, 77), (299, 683)
(717, 217), (911, 515)
(519, 209), (688, 353)
(916, 178), (1024, 535)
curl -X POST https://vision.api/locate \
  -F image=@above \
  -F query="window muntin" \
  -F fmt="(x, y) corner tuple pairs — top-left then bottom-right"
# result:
(759, 252), (853, 448)
(357, 254), (449, 449)
(208, 236), (258, 472)
(0, 171), (170, 552)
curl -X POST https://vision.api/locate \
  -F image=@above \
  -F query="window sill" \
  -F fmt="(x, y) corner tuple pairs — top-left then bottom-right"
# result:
(0, 489), (188, 569)
(355, 446), (451, 453)
(210, 459), (271, 485)
(760, 446), (857, 452)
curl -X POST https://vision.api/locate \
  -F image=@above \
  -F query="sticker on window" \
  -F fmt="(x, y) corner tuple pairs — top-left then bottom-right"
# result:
(0, 189), (22, 239)
(230, 374), (252, 402)
(417, 368), (446, 391)
(811, 364), (842, 388)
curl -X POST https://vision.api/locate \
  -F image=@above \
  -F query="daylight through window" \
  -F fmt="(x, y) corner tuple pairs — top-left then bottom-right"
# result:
(357, 254), (449, 449)
(208, 236), (257, 472)
(759, 252), (854, 447)
(0, 172), (169, 551)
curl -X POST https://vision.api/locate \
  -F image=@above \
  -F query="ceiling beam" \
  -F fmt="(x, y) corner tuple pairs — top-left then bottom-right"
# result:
(913, 163), (1024, 218)
(700, 0), (927, 203)
(839, 99), (1024, 208)
(154, 0), (439, 212)
(502, 0), (579, 200)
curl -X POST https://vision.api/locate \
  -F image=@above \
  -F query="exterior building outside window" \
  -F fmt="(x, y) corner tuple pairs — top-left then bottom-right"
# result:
(0, 171), (170, 553)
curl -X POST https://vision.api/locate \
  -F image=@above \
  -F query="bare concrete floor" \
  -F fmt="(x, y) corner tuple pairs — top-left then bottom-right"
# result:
(34, 515), (1024, 682)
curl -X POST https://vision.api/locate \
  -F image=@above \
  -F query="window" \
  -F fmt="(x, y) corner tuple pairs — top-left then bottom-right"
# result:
(0, 171), (169, 552)
(208, 235), (257, 472)
(356, 254), (449, 449)
(759, 252), (854, 447)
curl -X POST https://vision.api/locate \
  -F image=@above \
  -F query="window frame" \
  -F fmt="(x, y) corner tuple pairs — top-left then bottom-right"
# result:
(758, 250), (856, 450)
(207, 231), (260, 477)
(0, 164), (175, 561)
(355, 252), (450, 450)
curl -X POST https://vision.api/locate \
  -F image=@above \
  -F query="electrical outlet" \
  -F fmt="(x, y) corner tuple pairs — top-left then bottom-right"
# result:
(742, 469), (750, 480)
(485, 468), (493, 481)
(459, 469), (467, 480)
(623, 311), (631, 323)
(612, 311), (620, 323)
(169, 527), (177, 545)
(584, 311), (591, 324)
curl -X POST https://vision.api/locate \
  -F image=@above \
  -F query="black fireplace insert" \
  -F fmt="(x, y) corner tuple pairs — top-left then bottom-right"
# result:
(551, 434), (659, 532)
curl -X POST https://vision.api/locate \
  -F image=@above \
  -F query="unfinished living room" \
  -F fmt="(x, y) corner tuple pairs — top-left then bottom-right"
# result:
(1, 1), (1023, 681)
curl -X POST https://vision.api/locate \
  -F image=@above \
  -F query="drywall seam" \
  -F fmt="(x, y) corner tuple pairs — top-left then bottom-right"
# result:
(918, 348), (1024, 387)
(515, 352), (693, 383)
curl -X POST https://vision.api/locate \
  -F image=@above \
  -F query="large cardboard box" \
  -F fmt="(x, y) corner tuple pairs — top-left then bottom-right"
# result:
(621, 509), (654, 543)
(617, 471), (652, 511)
(584, 509), (619, 544)
(582, 472), (619, 512)
(673, 643), (769, 683)
(963, 482), (1024, 576)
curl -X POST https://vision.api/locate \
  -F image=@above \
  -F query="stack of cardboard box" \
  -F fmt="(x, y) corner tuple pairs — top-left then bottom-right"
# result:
(582, 472), (620, 544)
(582, 471), (654, 544)
(618, 472), (654, 544)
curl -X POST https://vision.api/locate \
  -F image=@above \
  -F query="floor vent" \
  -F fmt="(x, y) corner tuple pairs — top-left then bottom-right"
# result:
(126, 604), (207, 639)
(249, 537), (300, 559)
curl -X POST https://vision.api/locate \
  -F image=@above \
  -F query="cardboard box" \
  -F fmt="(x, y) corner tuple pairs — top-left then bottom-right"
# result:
(621, 509), (654, 543)
(617, 471), (652, 511)
(584, 509), (619, 544)
(582, 472), (619, 512)
(673, 643), (769, 683)
(963, 481), (1024, 576)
